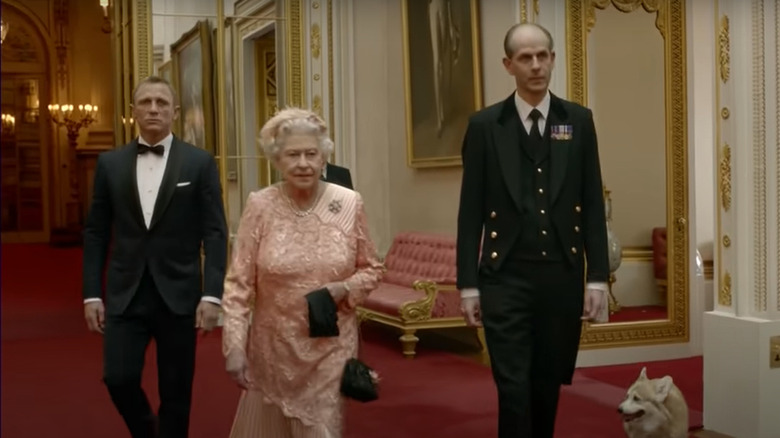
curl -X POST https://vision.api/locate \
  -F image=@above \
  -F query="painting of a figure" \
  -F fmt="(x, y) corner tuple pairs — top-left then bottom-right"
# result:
(171, 20), (215, 154)
(403, 0), (482, 168)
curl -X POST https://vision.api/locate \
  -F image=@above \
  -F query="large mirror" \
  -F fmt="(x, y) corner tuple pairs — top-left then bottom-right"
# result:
(566, 0), (689, 348)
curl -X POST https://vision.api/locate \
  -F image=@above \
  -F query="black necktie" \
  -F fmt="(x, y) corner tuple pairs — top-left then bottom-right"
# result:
(138, 144), (165, 156)
(529, 109), (543, 141)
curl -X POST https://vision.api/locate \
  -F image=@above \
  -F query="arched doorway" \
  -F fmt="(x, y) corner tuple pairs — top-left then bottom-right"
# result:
(0, 2), (53, 243)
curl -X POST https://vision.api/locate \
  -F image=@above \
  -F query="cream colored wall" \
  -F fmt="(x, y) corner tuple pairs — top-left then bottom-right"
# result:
(353, 0), (517, 254)
(589, 7), (666, 249)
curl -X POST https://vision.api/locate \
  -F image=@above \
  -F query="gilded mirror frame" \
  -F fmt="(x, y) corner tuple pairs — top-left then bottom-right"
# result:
(566, 0), (689, 349)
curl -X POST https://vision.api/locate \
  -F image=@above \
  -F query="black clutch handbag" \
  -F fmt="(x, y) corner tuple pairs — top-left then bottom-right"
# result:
(340, 358), (378, 402)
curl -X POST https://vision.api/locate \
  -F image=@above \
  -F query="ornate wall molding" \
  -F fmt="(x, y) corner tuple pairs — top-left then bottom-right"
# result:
(132, 0), (152, 82)
(720, 144), (732, 211)
(521, 0), (528, 23)
(718, 15), (730, 83)
(53, 0), (69, 89)
(587, 0), (666, 34)
(752, 0), (767, 312)
(310, 23), (321, 59)
(327, 0), (334, 144)
(776, 0), (780, 312)
(719, 272), (733, 306)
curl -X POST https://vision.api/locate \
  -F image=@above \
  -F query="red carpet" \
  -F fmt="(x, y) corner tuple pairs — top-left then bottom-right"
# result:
(1, 244), (704, 437)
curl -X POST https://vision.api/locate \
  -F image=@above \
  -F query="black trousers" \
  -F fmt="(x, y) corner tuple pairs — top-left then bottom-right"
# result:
(479, 260), (584, 438)
(103, 269), (197, 438)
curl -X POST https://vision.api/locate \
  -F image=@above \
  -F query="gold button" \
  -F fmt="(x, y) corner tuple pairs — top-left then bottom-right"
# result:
(490, 211), (497, 218)
(541, 230), (547, 235)
(540, 209), (546, 214)
(490, 231), (498, 238)
(571, 247), (577, 254)
(542, 251), (547, 256)
(575, 205), (581, 213)
(538, 188), (544, 194)
(537, 168), (543, 173)
(490, 251), (498, 259)
(574, 226), (580, 233)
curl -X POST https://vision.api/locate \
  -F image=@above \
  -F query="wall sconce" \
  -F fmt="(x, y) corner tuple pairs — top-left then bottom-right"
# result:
(1, 18), (9, 44)
(48, 103), (99, 243)
(1, 113), (15, 133)
(99, 0), (111, 34)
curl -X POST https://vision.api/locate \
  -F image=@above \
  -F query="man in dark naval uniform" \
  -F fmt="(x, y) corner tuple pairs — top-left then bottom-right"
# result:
(456, 23), (609, 438)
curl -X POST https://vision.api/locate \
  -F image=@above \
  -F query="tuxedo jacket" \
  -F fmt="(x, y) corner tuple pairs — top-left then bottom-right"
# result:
(456, 93), (609, 289)
(82, 137), (228, 316)
(324, 163), (354, 190)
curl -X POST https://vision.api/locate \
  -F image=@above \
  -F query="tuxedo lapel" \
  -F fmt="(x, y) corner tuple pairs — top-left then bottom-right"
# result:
(125, 139), (146, 227)
(149, 137), (184, 230)
(548, 95), (571, 205)
(494, 95), (523, 212)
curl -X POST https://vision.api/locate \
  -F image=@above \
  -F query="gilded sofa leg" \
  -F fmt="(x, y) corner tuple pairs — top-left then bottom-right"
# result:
(400, 329), (419, 359)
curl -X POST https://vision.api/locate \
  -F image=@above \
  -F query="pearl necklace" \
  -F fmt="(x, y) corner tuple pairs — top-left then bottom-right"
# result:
(283, 184), (323, 217)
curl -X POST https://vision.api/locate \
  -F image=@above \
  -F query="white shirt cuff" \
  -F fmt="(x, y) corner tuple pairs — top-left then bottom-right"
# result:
(83, 298), (102, 304)
(460, 288), (480, 299)
(586, 282), (609, 294)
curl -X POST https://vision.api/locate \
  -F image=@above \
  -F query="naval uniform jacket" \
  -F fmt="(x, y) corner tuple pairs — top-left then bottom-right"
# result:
(456, 92), (609, 289)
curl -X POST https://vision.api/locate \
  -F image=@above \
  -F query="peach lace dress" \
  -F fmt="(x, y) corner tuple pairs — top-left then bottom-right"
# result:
(222, 182), (383, 438)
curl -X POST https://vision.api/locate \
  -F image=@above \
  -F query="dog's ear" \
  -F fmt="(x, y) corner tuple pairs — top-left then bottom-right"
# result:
(654, 376), (674, 402)
(638, 366), (648, 380)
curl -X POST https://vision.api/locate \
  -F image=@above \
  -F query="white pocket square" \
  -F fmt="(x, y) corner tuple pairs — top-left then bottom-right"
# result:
(176, 181), (191, 187)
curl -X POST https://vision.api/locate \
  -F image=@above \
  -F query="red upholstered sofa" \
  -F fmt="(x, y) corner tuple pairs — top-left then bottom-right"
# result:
(652, 227), (668, 303)
(358, 232), (486, 358)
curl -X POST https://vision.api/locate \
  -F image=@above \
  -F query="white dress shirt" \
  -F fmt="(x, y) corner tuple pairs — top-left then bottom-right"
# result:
(461, 91), (607, 300)
(85, 134), (220, 306)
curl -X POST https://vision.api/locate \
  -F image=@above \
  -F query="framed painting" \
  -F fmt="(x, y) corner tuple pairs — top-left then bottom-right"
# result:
(171, 20), (215, 154)
(157, 59), (172, 84)
(402, 0), (482, 168)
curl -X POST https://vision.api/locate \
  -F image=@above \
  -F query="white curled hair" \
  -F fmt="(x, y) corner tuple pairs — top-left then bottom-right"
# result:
(257, 107), (334, 160)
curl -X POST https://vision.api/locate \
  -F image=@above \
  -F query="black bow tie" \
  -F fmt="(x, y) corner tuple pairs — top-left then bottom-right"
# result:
(138, 144), (165, 156)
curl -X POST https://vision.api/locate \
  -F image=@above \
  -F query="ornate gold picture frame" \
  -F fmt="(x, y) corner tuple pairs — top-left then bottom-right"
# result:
(401, 0), (483, 168)
(171, 20), (215, 154)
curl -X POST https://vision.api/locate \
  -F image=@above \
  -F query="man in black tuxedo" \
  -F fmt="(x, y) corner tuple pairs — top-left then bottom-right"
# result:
(82, 76), (228, 438)
(322, 162), (353, 189)
(456, 23), (609, 438)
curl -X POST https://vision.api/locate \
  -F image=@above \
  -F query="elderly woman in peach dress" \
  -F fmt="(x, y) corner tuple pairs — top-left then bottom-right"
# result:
(222, 108), (384, 438)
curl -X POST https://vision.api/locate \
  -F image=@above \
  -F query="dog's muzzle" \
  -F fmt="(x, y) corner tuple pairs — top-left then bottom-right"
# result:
(618, 408), (645, 422)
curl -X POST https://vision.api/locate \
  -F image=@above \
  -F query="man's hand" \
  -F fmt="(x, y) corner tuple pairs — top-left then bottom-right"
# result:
(196, 301), (221, 333)
(84, 301), (105, 334)
(582, 288), (606, 322)
(225, 350), (250, 389)
(460, 296), (482, 327)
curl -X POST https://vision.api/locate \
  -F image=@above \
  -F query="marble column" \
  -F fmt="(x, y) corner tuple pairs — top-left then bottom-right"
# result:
(705, 1), (780, 436)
